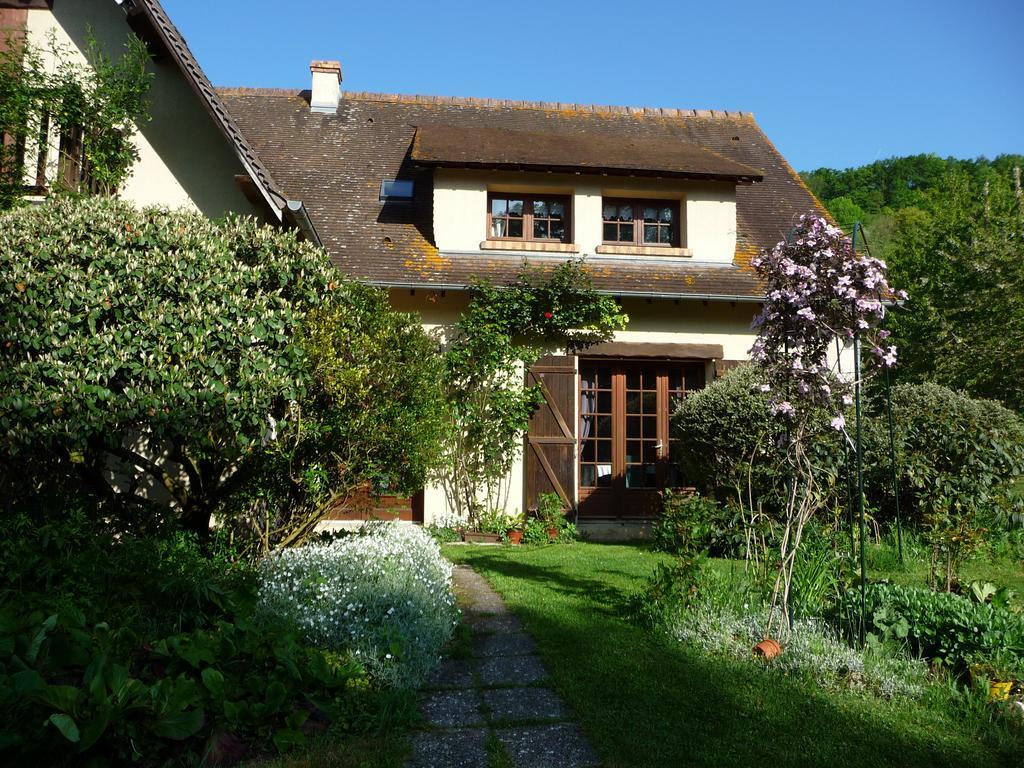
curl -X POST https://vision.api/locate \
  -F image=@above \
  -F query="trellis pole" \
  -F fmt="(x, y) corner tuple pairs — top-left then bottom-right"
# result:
(852, 222), (867, 645)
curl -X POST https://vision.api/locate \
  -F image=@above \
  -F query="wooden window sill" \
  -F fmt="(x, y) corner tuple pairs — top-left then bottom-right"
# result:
(595, 244), (692, 257)
(480, 240), (580, 253)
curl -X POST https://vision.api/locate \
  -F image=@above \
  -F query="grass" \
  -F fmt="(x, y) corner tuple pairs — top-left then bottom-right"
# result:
(445, 541), (1023, 768)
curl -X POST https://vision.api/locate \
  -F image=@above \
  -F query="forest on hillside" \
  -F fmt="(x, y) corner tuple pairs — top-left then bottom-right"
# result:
(799, 155), (1024, 412)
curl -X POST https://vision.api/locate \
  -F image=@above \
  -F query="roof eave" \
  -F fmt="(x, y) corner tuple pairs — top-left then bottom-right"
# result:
(126, 1), (287, 220)
(372, 279), (764, 302)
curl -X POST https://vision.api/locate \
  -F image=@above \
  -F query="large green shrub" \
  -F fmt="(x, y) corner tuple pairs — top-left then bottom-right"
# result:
(884, 383), (1024, 522)
(1, 198), (336, 530)
(671, 365), (782, 502)
(881, 383), (1024, 587)
(0, 198), (447, 545)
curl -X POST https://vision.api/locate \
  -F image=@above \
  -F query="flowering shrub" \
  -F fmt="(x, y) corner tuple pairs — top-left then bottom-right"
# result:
(256, 522), (458, 689)
(751, 214), (903, 425)
(748, 213), (904, 631)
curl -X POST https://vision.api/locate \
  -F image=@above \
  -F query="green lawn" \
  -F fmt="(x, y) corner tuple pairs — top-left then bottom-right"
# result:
(445, 542), (1023, 768)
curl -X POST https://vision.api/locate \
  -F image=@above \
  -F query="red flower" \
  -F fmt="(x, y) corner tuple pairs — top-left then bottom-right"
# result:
(544, 311), (553, 319)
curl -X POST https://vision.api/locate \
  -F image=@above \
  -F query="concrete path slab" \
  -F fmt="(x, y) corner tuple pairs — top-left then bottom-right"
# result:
(405, 565), (598, 768)
(482, 687), (569, 723)
(474, 631), (538, 658)
(496, 723), (600, 768)
(407, 728), (488, 768)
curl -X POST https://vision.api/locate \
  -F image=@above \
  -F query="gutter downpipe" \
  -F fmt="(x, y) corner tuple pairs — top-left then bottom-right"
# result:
(285, 200), (323, 248)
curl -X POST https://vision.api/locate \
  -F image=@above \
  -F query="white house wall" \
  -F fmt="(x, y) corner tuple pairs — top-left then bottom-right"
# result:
(391, 290), (759, 524)
(24, 2), (263, 218)
(433, 169), (737, 263)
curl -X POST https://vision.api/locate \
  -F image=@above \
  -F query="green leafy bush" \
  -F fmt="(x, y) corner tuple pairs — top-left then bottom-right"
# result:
(671, 366), (782, 503)
(843, 583), (1024, 673)
(0, 602), (372, 765)
(881, 383), (1024, 588)
(1, 198), (448, 552)
(0, 198), (336, 531)
(882, 383), (1024, 527)
(654, 491), (745, 557)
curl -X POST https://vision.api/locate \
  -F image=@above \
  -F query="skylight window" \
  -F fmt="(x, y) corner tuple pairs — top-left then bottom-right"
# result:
(379, 180), (414, 202)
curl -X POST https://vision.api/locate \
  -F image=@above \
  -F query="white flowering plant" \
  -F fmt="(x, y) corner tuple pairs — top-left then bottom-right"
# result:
(255, 521), (458, 690)
(664, 601), (928, 699)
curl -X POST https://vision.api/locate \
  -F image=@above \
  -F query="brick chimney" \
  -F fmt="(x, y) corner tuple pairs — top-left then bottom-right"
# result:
(310, 60), (341, 114)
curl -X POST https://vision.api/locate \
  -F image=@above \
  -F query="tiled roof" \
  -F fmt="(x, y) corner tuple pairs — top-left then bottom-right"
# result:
(410, 124), (763, 182)
(131, 1), (287, 216)
(219, 88), (829, 298)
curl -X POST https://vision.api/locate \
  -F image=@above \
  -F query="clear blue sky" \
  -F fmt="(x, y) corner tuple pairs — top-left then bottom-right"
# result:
(163, 0), (1023, 171)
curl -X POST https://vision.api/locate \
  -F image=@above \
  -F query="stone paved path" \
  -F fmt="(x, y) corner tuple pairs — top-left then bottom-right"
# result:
(406, 566), (599, 768)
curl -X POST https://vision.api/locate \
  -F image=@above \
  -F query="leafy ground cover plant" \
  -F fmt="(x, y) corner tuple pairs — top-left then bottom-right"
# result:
(0, 598), (384, 765)
(843, 583), (1024, 676)
(256, 523), (457, 690)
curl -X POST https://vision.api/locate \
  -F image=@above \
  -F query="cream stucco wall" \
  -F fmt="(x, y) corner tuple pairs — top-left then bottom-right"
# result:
(390, 289), (760, 524)
(433, 169), (737, 263)
(24, 2), (263, 218)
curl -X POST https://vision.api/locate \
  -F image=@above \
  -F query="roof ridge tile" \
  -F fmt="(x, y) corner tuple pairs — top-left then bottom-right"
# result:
(333, 90), (752, 119)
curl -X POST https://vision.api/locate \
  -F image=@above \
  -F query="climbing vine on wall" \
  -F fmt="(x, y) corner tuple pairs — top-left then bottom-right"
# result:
(0, 31), (152, 209)
(439, 259), (627, 525)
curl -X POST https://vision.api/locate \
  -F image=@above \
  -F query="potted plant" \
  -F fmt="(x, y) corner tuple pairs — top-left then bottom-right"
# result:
(505, 513), (525, 545)
(523, 493), (577, 544)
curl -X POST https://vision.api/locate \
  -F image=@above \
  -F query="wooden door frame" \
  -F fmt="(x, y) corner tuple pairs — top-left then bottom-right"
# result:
(577, 357), (706, 519)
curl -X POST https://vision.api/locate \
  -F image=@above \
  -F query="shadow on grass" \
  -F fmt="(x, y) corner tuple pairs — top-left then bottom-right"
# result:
(448, 544), (1022, 768)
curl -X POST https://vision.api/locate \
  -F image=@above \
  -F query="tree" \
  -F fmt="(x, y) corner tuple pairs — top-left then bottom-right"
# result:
(0, 197), (447, 545)
(887, 168), (1024, 411)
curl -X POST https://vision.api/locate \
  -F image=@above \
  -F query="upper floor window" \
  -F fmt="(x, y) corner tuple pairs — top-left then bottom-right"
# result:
(602, 199), (679, 247)
(488, 193), (570, 243)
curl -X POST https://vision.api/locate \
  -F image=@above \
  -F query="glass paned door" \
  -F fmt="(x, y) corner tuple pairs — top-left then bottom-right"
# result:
(578, 361), (705, 518)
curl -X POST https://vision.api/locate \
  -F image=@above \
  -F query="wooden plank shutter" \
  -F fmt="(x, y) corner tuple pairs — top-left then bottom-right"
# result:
(525, 354), (576, 512)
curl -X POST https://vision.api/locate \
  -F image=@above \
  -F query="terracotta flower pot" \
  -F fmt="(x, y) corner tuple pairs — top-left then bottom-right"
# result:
(753, 639), (782, 661)
(547, 527), (559, 541)
(507, 530), (523, 545)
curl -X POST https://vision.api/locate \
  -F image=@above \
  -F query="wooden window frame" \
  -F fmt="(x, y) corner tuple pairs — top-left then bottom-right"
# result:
(486, 192), (572, 244)
(578, 360), (705, 491)
(601, 197), (681, 248)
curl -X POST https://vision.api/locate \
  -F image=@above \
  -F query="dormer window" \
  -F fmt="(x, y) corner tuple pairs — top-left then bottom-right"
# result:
(488, 193), (570, 243)
(602, 198), (679, 247)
